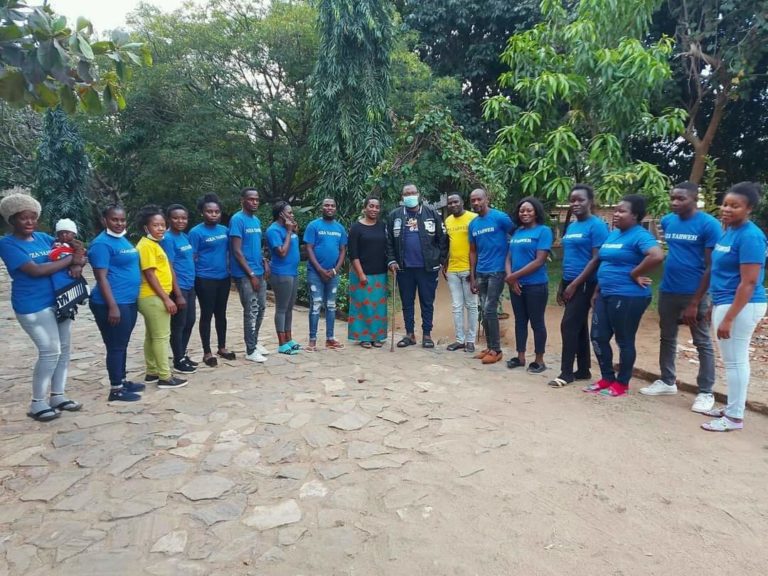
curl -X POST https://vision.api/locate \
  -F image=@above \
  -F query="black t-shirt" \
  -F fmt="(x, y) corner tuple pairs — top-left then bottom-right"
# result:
(348, 220), (388, 275)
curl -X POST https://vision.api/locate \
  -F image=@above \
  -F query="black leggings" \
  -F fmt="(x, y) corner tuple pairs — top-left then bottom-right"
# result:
(170, 287), (196, 363)
(559, 280), (596, 378)
(195, 277), (230, 354)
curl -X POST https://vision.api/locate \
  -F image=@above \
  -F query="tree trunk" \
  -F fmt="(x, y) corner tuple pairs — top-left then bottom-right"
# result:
(687, 89), (729, 184)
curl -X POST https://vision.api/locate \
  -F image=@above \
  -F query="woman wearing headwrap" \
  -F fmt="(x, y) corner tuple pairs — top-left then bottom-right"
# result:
(0, 190), (85, 421)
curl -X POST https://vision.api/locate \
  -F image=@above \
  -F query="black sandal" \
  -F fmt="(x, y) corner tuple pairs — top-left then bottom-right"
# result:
(204, 356), (218, 367)
(422, 336), (435, 349)
(51, 399), (83, 412)
(506, 358), (524, 369)
(397, 336), (417, 348)
(27, 408), (60, 422)
(371, 341), (383, 348)
(217, 350), (236, 360)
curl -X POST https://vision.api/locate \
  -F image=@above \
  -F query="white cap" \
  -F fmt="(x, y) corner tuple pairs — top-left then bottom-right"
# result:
(55, 218), (78, 235)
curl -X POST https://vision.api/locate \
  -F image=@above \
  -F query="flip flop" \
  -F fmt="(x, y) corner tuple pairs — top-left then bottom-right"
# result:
(27, 408), (60, 422)
(422, 337), (435, 349)
(371, 341), (383, 348)
(397, 336), (417, 348)
(50, 399), (83, 412)
(547, 377), (571, 388)
(359, 341), (373, 349)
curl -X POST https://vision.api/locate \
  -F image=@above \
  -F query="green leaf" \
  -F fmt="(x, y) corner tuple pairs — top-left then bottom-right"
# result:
(90, 41), (115, 55)
(0, 69), (26, 103)
(59, 85), (77, 113)
(78, 34), (94, 60)
(80, 86), (102, 113)
(36, 82), (59, 107)
(76, 17), (91, 32)
(37, 40), (60, 70)
(0, 24), (23, 41)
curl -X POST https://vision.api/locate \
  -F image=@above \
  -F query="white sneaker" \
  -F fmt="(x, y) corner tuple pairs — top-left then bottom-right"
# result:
(245, 351), (267, 363)
(691, 393), (715, 414)
(639, 379), (678, 396)
(255, 344), (270, 355)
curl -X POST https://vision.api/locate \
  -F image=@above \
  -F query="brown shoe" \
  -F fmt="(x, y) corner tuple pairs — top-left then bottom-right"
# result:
(473, 348), (491, 359)
(482, 350), (503, 364)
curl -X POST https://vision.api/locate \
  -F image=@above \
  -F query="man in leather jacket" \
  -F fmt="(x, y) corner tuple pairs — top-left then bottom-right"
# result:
(386, 184), (447, 349)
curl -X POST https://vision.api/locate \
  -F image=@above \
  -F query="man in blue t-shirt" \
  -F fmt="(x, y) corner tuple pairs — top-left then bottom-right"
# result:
(639, 182), (722, 413)
(229, 188), (270, 363)
(303, 198), (348, 350)
(468, 188), (514, 364)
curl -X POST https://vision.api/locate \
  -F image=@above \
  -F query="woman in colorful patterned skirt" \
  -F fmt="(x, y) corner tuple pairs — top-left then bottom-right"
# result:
(347, 197), (389, 348)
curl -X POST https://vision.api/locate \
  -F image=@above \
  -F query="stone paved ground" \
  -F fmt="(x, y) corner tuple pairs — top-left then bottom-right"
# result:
(2, 274), (768, 575)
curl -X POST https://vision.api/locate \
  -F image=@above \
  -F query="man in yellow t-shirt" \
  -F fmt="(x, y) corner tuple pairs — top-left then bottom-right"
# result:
(443, 193), (479, 353)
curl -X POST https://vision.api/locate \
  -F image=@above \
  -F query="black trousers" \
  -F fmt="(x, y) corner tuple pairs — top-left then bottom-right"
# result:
(170, 287), (196, 363)
(195, 277), (230, 354)
(559, 280), (596, 378)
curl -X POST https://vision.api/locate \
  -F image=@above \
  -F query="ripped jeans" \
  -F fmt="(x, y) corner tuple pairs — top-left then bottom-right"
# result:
(307, 268), (340, 341)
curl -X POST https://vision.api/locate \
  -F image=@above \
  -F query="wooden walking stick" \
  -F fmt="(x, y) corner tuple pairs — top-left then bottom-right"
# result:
(390, 269), (398, 352)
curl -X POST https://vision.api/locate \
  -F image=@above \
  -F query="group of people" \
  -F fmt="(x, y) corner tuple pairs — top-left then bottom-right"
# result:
(0, 180), (765, 433)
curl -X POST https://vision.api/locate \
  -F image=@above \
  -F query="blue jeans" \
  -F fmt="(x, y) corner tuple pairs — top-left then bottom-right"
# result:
(235, 276), (266, 355)
(509, 282), (548, 354)
(307, 269), (340, 341)
(90, 302), (138, 387)
(397, 268), (439, 335)
(590, 294), (650, 385)
(476, 271), (506, 352)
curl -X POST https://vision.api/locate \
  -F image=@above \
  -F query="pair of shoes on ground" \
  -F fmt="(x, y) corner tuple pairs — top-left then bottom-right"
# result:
(107, 380), (148, 403)
(306, 339), (346, 352)
(397, 335), (435, 349)
(278, 341), (302, 355)
(27, 394), (84, 421)
(473, 348), (503, 365)
(506, 357), (547, 374)
(582, 379), (629, 397)
(446, 342), (476, 353)
(547, 371), (592, 388)
(700, 408), (744, 432)
(142, 373), (188, 390)
(639, 379), (716, 414)
(245, 344), (271, 362)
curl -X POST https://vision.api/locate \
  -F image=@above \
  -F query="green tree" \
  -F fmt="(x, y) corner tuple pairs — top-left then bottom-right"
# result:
(34, 107), (91, 232)
(666, 0), (768, 184)
(0, 1), (150, 111)
(484, 0), (686, 213)
(310, 0), (395, 217)
(0, 101), (40, 188)
(398, 0), (540, 147)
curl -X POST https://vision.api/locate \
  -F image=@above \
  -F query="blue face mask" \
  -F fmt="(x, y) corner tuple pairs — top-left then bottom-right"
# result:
(403, 195), (419, 209)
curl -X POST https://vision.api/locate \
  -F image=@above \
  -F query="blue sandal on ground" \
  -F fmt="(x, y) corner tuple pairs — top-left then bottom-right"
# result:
(279, 343), (299, 355)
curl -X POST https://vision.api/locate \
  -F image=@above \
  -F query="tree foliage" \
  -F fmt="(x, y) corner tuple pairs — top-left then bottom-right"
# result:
(666, 0), (768, 184)
(399, 0), (540, 147)
(0, 1), (150, 112)
(0, 100), (40, 188)
(310, 0), (394, 218)
(371, 107), (503, 206)
(484, 0), (687, 213)
(35, 107), (91, 232)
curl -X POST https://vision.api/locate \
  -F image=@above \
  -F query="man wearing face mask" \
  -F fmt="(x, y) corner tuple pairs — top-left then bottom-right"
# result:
(386, 184), (447, 349)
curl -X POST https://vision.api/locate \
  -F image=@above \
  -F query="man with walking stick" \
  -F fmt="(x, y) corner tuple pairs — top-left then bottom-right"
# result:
(386, 184), (447, 350)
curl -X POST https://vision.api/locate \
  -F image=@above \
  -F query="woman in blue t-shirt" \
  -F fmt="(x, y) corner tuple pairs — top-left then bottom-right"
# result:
(89, 204), (144, 403)
(267, 201), (301, 354)
(505, 197), (553, 373)
(161, 204), (197, 373)
(701, 182), (767, 432)
(550, 184), (609, 387)
(0, 191), (86, 421)
(189, 194), (234, 367)
(584, 194), (664, 397)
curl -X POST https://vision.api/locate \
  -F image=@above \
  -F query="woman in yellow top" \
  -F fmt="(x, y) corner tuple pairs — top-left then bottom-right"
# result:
(136, 205), (188, 389)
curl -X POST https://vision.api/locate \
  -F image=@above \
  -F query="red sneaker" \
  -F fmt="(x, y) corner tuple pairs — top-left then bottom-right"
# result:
(599, 382), (629, 397)
(582, 378), (613, 393)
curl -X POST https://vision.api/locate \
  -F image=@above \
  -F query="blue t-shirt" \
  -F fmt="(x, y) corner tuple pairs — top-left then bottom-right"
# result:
(402, 210), (425, 269)
(189, 223), (229, 280)
(160, 231), (195, 290)
(88, 232), (141, 305)
(509, 225), (553, 285)
(267, 222), (300, 276)
(469, 209), (515, 274)
(0, 232), (55, 314)
(597, 225), (659, 297)
(660, 211), (722, 295)
(710, 221), (767, 306)
(228, 211), (264, 278)
(561, 216), (609, 282)
(303, 218), (348, 271)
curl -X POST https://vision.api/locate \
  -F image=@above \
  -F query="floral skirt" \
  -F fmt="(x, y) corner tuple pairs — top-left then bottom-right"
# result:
(347, 271), (388, 342)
